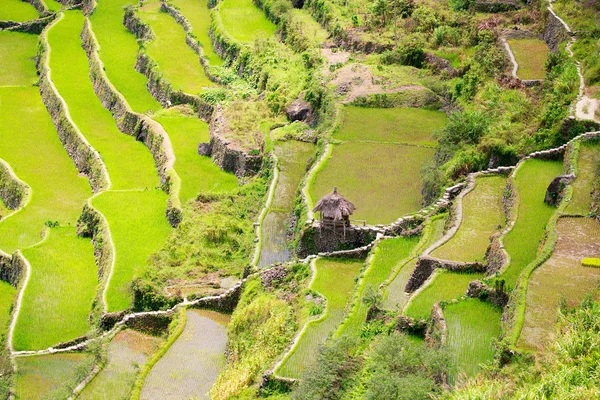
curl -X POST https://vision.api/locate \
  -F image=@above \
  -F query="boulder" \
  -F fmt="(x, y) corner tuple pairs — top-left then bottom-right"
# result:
(286, 97), (314, 124)
(197, 142), (212, 156)
(544, 174), (574, 206)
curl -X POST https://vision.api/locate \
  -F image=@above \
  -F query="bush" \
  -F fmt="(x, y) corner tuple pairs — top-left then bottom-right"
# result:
(438, 111), (489, 147)
(381, 38), (425, 67)
(449, 0), (475, 11)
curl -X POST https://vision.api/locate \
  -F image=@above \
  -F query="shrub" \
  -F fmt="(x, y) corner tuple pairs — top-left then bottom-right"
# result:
(381, 38), (425, 67)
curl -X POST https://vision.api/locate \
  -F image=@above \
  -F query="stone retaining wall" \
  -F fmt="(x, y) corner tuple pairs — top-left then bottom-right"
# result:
(0, 252), (25, 288)
(0, 14), (55, 34)
(25, 0), (49, 15)
(466, 280), (509, 308)
(77, 203), (113, 280)
(0, 161), (28, 212)
(405, 256), (486, 293)
(81, 20), (183, 226)
(543, 7), (571, 53)
(38, 18), (109, 193)
(425, 303), (446, 346)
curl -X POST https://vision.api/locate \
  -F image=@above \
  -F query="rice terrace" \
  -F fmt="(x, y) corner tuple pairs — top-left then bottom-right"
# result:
(0, 0), (599, 397)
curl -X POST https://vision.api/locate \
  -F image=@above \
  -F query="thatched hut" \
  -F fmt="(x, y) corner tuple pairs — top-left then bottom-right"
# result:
(313, 187), (355, 228)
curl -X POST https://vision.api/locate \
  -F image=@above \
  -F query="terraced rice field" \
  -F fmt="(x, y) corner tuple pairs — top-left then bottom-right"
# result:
(404, 270), (482, 320)
(382, 215), (447, 310)
(15, 353), (94, 400)
(153, 108), (238, 203)
(501, 159), (565, 288)
(139, 0), (214, 95)
(259, 140), (315, 267)
(141, 309), (230, 399)
(507, 38), (550, 81)
(0, 0), (38, 22)
(518, 217), (600, 350)
(79, 329), (163, 399)
(277, 258), (363, 379)
(218, 0), (277, 44)
(91, 0), (161, 113)
(170, 0), (223, 66)
(337, 236), (420, 337)
(565, 143), (600, 215)
(312, 107), (446, 224)
(445, 299), (502, 383)
(0, 31), (38, 87)
(432, 175), (506, 262)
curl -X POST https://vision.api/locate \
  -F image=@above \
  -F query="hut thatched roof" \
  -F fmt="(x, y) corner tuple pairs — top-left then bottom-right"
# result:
(313, 188), (355, 220)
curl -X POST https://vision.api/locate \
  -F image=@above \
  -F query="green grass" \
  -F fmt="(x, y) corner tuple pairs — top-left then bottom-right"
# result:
(445, 299), (502, 384)
(277, 258), (363, 379)
(518, 218), (600, 350)
(432, 175), (506, 262)
(312, 142), (435, 224)
(287, 9), (329, 49)
(79, 329), (163, 400)
(0, 86), (91, 252)
(49, 11), (159, 190)
(94, 190), (172, 312)
(218, 0), (276, 44)
(404, 270), (482, 320)
(507, 39), (550, 81)
(0, 31), (38, 86)
(0, 0), (38, 22)
(0, 282), (16, 335)
(335, 107), (447, 146)
(139, 0), (214, 94)
(382, 215), (448, 310)
(15, 353), (94, 400)
(170, 0), (223, 66)
(566, 143), (600, 215)
(14, 227), (97, 351)
(500, 159), (564, 288)
(153, 108), (238, 203)
(91, 0), (161, 113)
(337, 236), (420, 337)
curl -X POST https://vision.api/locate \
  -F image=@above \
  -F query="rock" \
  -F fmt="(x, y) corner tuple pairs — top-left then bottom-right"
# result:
(544, 174), (575, 206)
(286, 97), (314, 124)
(197, 142), (212, 156)
(424, 52), (460, 77)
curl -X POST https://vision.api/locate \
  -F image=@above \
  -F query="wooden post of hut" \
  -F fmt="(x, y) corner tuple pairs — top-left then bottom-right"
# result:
(313, 187), (356, 239)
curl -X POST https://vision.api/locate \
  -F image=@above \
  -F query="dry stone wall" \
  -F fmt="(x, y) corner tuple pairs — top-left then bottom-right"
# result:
(0, 252), (25, 288)
(543, 8), (571, 53)
(0, 161), (28, 212)
(77, 203), (113, 280)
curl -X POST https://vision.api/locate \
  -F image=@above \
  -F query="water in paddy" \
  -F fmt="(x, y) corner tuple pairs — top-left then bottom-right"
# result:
(140, 309), (230, 400)
(258, 140), (314, 267)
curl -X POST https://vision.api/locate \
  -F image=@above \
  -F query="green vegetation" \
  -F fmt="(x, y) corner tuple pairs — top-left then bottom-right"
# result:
(139, 0), (214, 94)
(500, 159), (564, 288)
(0, 282), (15, 338)
(565, 143), (600, 215)
(170, 0), (223, 66)
(0, 0), (38, 22)
(0, 32), (38, 87)
(218, 0), (277, 44)
(79, 329), (163, 400)
(444, 299), (501, 384)
(278, 258), (363, 379)
(337, 236), (420, 337)
(15, 353), (94, 400)
(285, 9), (329, 51)
(153, 107), (238, 203)
(432, 175), (506, 262)
(94, 191), (171, 312)
(507, 39), (550, 81)
(14, 227), (97, 351)
(335, 107), (447, 146)
(312, 142), (435, 224)
(583, 258), (600, 267)
(404, 271), (482, 320)
(91, 0), (161, 113)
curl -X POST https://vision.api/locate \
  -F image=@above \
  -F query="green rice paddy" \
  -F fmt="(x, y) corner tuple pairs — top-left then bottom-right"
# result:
(44, 0), (63, 12)
(170, 0), (223, 66)
(0, 0), (38, 22)
(518, 217), (600, 350)
(277, 258), (362, 379)
(218, 0), (277, 44)
(565, 143), (600, 215)
(139, 0), (214, 94)
(15, 353), (93, 400)
(336, 107), (447, 146)
(79, 329), (163, 399)
(404, 270), (482, 320)
(14, 227), (97, 351)
(432, 175), (506, 262)
(337, 236), (420, 337)
(91, 0), (161, 113)
(153, 108), (238, 203)
(0, 31), (38, 87)
(445, 299), (502, 384)
(93, 191), (171, 312)
(507, 38), (550, 81)
(501, 159), (564, 288)
(383, 215), (448, 310)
